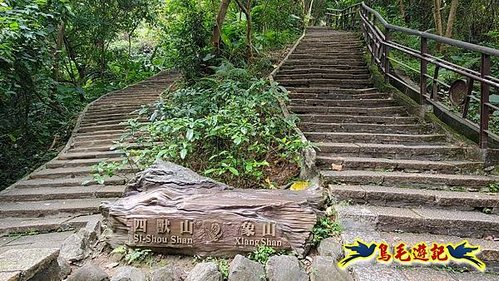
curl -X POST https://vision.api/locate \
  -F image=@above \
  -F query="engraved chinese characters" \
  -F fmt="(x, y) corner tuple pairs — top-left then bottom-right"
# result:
(235, 221), (282, 247)
(129, 218), (284, 249)
(131, 218), (194, 245)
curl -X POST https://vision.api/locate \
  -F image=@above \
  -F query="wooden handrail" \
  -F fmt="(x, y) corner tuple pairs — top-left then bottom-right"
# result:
(327, 2), (499, 150)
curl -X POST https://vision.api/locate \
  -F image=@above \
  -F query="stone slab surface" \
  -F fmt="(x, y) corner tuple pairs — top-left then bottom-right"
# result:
(0, 271), (20, 281)
(0, 248), (59, 280)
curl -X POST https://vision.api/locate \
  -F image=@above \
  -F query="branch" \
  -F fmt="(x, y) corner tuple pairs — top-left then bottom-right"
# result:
(234, 0), (249, 16)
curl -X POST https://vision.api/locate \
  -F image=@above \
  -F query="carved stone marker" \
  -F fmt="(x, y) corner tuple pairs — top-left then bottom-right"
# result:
(101, 161), (322, 257)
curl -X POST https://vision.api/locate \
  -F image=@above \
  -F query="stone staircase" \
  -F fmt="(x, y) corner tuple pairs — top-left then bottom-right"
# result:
(0, 72), (177, 240)
(276, 27), (499, 278)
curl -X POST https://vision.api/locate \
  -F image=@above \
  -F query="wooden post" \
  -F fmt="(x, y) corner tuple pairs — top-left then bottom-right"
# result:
(420, 37), (428, 105)
(383, 28), (390, 83)
(479, 54), (491, 149)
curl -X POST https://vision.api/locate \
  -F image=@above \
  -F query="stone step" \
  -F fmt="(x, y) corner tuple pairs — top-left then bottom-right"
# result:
(28, 166), (135, 179)
(302, 37), (358, 41)
(318, 156), (483, 173)
(291, 50), (363, 55)
(94, 97), (158, 104)
(297, 114), (416, 124)
(278, 79), (372, 88)
(320, 170), (498, 190)
(294, 45), (363, 51)
(299, 122), (432, 134)
(313, 142), (479, 160)
(285, 87), (377, 94)
(82, 112), (138, 121)
(288, 53), (363, 60)
(86, 104), (145, 111)
(91, 101), (155, 108)
(276, 73), (370, 80)
(329, 185), (499, 212)
(298, 38), (362, 43)
(77, 123), (128, 133)
(0, 232), (73, 255)
(337, 204), (499, 239)
(74, 133), (124, 142)
(0, 248), (61, 280)
(70, 139), (121, 148)
(290, 105), (407, 115)
(282, 60), (366, 67)
(279, 63), (367, 71)
(289, 92), (389, 100)
(0, 185), (125, 201)
(69, 142), (149, 153)
(74, 129), (125, 138)
(85, 108), (143, 116)
(58, 150), (124, 160)
(14, 176), (126, 188)
(305, 132), (447, 144)
(0, 198), (117, 218)
(0, 215), (101, 235)
(277, 68), (369, 75)
(46, 158), (126, 168)
(80, 118), (147, 127)
(290, 98), (396, 107)
(80, 117), (135, 126)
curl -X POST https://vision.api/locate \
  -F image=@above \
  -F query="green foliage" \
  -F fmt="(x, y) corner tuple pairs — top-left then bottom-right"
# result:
(111, 63), (308, 188)
(248, 245), (277, 264)
(160, 0), (211, 82)
(218, 259), (230, 279)
(312, 216), (342, 245)
(111, 245), (152, 265)
(489, 182), (499, 193)
(89, 160), (127, 185)
(0, 0), (163, 190)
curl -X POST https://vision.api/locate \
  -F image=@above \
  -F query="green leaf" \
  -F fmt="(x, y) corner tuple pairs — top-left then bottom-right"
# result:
(180, 148), (187, 159)
(490, 95), (499, 104)
(227, 166), (239, 176)
(186, 128), (194, 141)
(233, 136), (242, 145)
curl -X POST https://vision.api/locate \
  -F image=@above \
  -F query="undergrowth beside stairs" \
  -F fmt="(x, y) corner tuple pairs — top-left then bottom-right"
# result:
(96, 63), (309, 189)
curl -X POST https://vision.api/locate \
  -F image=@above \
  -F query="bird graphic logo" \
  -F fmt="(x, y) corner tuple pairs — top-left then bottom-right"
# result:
(338, 239), (377, 269)
(446, 241), (486, 272)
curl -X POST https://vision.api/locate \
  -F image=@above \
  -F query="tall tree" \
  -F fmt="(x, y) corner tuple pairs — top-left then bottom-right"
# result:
(433, 0), (443, 36)
(445, 0), (459, 38)
(211, 0), (232, 52)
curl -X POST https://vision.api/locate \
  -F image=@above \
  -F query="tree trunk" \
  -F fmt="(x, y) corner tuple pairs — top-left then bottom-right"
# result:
(397, 0), (406, 22)
(304, 0), (314, 27)
(234, 0), (252, 63)
(246, 0), (253, 62)
(445, 0), (459, 38)
(63, 36), (85, 82)
(433, 0), (443, 36)
(53, 21), (65, 80)
(211, 0), (232, 52)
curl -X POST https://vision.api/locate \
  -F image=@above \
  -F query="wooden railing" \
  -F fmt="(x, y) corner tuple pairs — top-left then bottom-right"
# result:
(326, 2), (499, 150)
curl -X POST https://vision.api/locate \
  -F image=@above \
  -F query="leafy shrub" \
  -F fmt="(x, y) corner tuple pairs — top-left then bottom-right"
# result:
(101, 62), (307, 188)
(111, 245), (152, 265)
(312, 216), (342, 245)
(248, 245), (277, 264)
